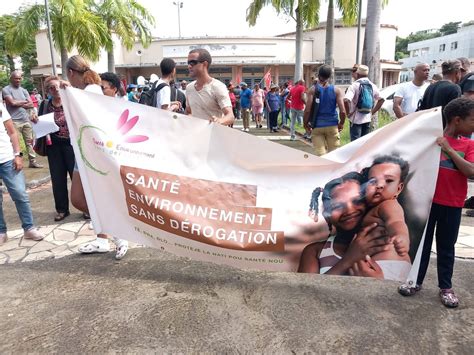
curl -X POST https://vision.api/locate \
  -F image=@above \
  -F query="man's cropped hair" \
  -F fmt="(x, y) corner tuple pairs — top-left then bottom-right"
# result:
(189, 48), (212, 66)
(160, 58), (176, 76)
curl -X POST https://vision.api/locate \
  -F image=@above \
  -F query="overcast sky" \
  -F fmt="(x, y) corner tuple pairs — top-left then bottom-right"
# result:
(1, 0), (472, 38)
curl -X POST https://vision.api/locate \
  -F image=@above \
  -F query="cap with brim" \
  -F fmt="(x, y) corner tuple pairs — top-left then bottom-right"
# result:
(357, 65), (369, 75)
(240, 82), (247, 87)
(463, 75), (474, 93)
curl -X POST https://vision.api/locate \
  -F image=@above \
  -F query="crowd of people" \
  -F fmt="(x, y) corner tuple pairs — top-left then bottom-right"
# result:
(0, 48), (473, 309)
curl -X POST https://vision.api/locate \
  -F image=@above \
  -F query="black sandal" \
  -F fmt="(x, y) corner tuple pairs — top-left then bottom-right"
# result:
(54, 212), (70, 222)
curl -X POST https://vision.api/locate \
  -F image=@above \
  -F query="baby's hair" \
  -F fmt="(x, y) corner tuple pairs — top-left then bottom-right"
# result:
(309, 172), (364, 228)
(444, 97), (474, 123)
(369, 154), (409, 183)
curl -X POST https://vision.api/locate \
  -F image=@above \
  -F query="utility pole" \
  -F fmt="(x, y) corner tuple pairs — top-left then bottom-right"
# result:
(173, 1), (184, 38)
(355, 0), (363, 64)
(44, 0), (57, 76)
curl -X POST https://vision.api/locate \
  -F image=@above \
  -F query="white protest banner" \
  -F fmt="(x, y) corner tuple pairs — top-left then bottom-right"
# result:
(61, 88), (443, 283)
(32, 112), (59, 138)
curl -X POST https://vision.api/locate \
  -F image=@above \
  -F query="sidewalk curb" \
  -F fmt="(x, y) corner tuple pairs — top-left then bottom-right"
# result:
(1, 175), (51, 193)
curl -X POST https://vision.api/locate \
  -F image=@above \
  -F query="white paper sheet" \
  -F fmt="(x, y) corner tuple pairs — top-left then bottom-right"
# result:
(32, 112), (59, 138)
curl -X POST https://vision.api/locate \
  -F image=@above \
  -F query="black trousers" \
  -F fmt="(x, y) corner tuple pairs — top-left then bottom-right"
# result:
(417, 203), (462, 289)
(46, 136), (75, 213)
(269, 110), (279, 130)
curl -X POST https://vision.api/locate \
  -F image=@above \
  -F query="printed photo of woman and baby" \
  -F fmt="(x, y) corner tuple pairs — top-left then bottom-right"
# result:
(298, 154), (416, 282)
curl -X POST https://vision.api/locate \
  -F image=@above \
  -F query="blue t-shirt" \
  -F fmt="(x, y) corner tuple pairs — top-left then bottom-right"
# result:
(313, 84), (338, 128)
(266, 92), (280, 112)
(240, 88), (252, 109)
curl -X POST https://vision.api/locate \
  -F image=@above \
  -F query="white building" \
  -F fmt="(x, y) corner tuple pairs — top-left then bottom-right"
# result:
(401, 25), (474, 81)
(31, 19), (400, 91)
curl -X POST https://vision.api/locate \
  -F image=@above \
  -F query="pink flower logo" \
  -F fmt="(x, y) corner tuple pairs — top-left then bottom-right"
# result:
(116, 109), (149, 143)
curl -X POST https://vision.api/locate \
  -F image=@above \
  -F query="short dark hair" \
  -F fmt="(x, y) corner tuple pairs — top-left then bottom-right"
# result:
(369, 155), (410, 183)
(441, 59), (461, 75)
(318, 65), (332, 80)
(160, 58), (176, 76)
(444, 97), (474, 123)
(100, 72), (121, 90)
(189, 48), (212, 66)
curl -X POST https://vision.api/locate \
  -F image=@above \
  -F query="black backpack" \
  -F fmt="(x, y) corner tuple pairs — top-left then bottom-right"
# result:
(138, 82), (169, 107)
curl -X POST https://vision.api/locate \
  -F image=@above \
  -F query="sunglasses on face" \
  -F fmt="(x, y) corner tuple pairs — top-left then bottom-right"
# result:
(187, 59), (205, 66)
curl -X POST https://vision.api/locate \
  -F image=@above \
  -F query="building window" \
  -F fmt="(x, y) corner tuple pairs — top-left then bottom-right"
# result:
(334, 70), (352, 85)
(451, 41), (458, 50)
(420, 47), (429, 56)
(439, 44), (446, 52)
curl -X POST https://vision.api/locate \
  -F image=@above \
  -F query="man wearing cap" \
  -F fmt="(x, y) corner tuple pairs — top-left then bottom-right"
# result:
(239, 82), (252, 132)
(418, 59), (462, 127)
(265, 84), (281, 132)
(393, 63), (430, 118)
(344, 65), (384, 141)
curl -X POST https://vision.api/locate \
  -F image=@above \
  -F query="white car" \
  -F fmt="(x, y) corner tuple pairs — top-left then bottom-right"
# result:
(379, 83), (405, 118)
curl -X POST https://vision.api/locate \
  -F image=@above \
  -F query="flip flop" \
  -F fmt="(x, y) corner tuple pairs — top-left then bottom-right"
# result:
(78, 240), (110, 254)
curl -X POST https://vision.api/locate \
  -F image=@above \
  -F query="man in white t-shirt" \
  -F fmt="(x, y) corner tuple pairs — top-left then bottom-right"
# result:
(393, 63), (430, 118)
(184, 48), (234, 126)
(154, 58), (181, 112)
(0, 102), (44, 245)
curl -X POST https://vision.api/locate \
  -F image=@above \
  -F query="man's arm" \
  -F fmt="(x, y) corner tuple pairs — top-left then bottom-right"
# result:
(212, 106), (234, 126)
(371, 98), (385, 115)
(185, 98), (192, 115)
(393, 96), (404, 119)
(4, 118), (23, 171)
(2, 94), (29, 108)
(335, 87), (346, 131)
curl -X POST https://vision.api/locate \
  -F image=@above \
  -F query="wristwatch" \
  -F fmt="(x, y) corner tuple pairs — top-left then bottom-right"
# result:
(14, 152), (23, 157)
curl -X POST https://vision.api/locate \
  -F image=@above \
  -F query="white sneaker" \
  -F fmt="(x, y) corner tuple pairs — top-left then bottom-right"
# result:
(245, 128), (250, 132)
(24, 228), (45, 241)
(112, 237), (128, 260)
(78, 238), (110, 254)
(88, 221), (94, 230)
(0, 232), (7, 245)
(241, 128), (245, 131)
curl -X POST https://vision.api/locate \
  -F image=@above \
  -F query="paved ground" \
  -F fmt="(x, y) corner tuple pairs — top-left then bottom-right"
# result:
(1, 118), (473, 352)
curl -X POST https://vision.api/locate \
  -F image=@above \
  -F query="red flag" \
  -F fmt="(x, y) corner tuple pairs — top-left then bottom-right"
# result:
(235, 75), (241, 86)
(262, 69), (272, 89)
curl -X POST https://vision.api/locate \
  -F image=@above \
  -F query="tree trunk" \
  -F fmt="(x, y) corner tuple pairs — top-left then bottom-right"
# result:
(60, 47), (69, 80)
(325, 0), (334, 66)
(7, 55), (15, 73)
(294, 6), (303, 82)
(107, 47), (115, 73)
(362, 0), (381, 87)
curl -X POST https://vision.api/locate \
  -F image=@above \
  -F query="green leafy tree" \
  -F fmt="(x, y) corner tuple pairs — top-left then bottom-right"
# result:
(247, 0), (321, 81)
(6, 0), (111, 79)
(93, 0), (155, 73)
(0, 15), (16, 73)
(439, 21), (461, 36)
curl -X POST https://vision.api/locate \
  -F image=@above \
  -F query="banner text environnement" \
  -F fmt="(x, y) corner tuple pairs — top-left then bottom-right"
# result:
(61, 88), (443, 284)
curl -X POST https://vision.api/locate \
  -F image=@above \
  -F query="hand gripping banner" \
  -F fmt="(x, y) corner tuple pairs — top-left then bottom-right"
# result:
(61, 88), (443, 283)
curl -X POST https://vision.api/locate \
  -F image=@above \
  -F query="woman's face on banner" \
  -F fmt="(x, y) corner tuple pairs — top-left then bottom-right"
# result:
(328, 180), (365, 231)
(365, 163), (404, 206)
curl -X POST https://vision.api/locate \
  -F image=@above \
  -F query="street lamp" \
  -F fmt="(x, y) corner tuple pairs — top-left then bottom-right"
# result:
(173, 1), (183, 38)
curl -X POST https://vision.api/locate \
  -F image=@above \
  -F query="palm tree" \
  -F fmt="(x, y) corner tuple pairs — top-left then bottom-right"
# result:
(6, 0), (110, 79)
(362, 0), (388, 86)
(247, 0), (320, 82)
(324, 0), (358, 66)
(93, 0), (155, 73)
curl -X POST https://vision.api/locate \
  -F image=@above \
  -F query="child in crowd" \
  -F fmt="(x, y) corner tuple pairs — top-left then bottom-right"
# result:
(399, 97), (474, 308)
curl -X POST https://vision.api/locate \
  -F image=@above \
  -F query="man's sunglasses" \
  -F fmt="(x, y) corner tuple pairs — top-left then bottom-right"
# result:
(187, 59), (205, 66)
